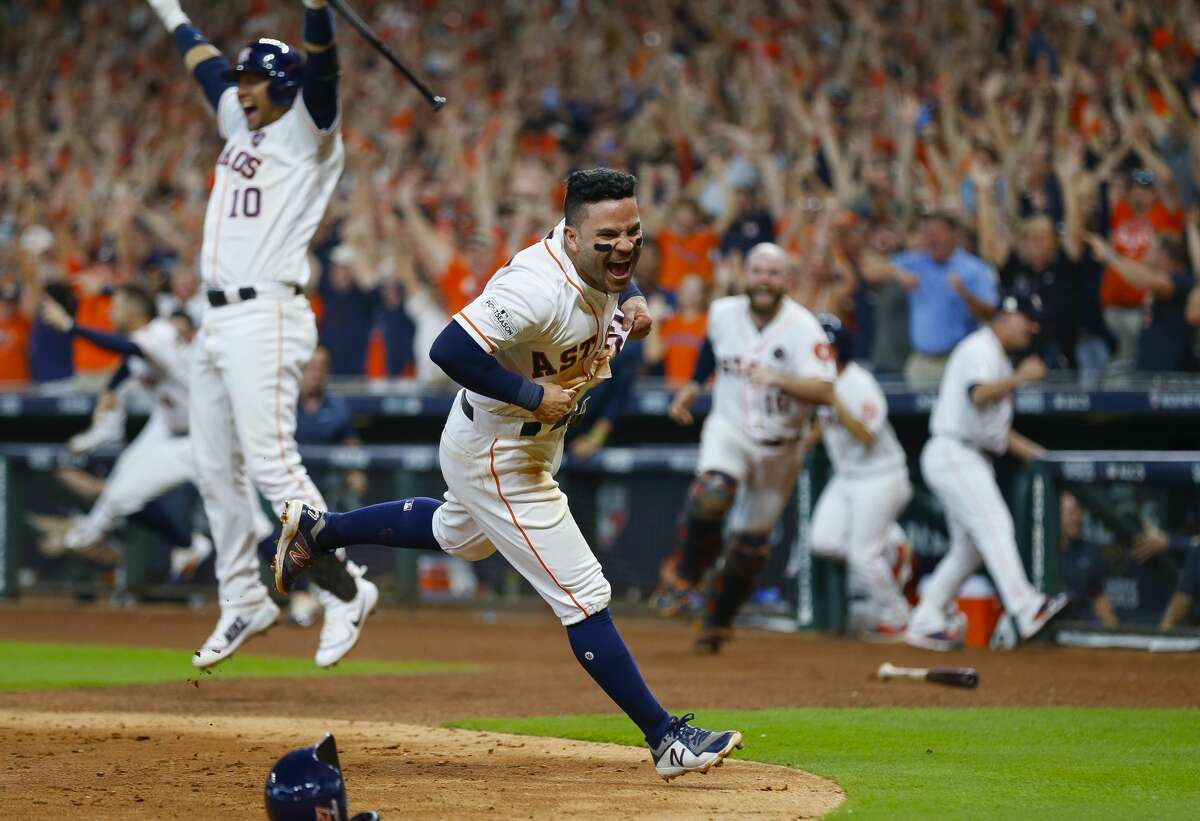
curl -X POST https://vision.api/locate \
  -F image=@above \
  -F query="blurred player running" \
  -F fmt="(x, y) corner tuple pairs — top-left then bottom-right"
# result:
(906, 291), (1068, 650)
(807, 313), (913, 641)
(656, 243), (837, 653)
(145, 0), (373, 668)
(39, 286), (275, 576)
(272, 169), (744, 782)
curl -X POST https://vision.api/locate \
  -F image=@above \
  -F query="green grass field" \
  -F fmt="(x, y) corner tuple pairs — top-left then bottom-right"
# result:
(0, 640), (474, 690)
(454, 708), (1200, 820)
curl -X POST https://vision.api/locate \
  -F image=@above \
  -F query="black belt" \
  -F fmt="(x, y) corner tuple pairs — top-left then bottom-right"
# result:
(460, 392), (570, 437)
(207, 284), (303, 307)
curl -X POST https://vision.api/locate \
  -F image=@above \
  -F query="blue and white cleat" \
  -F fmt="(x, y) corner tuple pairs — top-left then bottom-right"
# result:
(274, 499), (328, 595)
(650, 713), (743, 782)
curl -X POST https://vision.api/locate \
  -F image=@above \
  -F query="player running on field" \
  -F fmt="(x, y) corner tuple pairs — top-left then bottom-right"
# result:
(807, 313), (913, 641)
(39, 287), (274, 578)
(906, 291), (1068, 651)
(145, 0), (374, 668)
(653, 243), (837, 654)
(274, 169), (743, 782)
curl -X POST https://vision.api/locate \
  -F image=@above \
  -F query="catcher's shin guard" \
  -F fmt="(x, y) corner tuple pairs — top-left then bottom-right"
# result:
(673, 471), (736, 584)
(704, 532), (770, 629)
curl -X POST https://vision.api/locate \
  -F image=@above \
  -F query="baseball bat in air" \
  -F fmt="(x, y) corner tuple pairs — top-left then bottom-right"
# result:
(876, 662), (979, 689)
(326, 0), (447, 111)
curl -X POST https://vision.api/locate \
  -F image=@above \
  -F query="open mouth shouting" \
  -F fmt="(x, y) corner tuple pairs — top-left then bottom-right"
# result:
(606, 258), (634, 284)
(240, 98), (260, 127)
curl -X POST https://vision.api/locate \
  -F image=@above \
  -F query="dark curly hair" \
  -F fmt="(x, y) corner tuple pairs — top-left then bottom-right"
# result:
(564, 168), (637, 228)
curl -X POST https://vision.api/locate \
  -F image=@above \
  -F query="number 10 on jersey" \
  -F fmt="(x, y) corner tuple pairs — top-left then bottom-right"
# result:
(229, 187), (262, 218)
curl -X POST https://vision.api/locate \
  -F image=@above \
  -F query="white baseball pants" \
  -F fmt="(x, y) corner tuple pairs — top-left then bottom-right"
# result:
(190, 293), (327, 609)
(910, 436), (1041, 634)
(810, 468), (913, 627)
(431, 394), (610, 626)
(696, 413), (807, 534)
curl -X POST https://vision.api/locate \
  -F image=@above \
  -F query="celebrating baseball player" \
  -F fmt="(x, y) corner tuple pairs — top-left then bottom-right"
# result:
(39, 287), (273, 577)
(655, 243), (837, 653)
(906, 291), (1068, 650)
(273, 169), (744, 782)
(807, 314), (913, 640)
(146, 0), (374, 668)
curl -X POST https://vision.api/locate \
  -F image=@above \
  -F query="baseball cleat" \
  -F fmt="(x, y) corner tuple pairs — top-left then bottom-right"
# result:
(650, 713), (743, 782)
(274, 499), (328, 595)
(314, 566), (378, 668)
(192, 599), (279, 669)
(904, 624), (965, 652)
(694, 626), (732, 655)
(1019, 592), (1069, 640)
(169, 533), (213, 583)
(863, 622), (908, 644)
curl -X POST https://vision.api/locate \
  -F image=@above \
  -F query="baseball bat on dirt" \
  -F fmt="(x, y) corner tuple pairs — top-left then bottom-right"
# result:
(876, 661), (979, 689)
(327, 0), (447, 111)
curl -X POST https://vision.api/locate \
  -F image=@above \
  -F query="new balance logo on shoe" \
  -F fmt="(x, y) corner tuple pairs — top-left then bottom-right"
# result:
(223, 616), (248, 644)
(669, 748), (685, 768)
(289, 544), (310, 566)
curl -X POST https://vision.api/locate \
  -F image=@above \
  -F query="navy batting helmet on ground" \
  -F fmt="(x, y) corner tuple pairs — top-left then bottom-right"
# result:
(223, 38), (303, 107)
(265, 734), (380, 821)
(817, 312), (853, 364)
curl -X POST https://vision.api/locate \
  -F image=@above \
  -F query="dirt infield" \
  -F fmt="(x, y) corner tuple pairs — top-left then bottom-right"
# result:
(1, 599), (1197, 817)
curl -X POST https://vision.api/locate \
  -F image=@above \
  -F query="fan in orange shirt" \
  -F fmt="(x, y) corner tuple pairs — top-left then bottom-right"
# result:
(647, 275), (708, 385)
(0, 286), (31, 387)
(656, 200), (719, 292)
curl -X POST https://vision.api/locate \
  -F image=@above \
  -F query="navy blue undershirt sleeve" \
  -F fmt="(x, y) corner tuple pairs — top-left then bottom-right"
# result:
(106, 360), (132, 391)
(302, 8), (339, 130)
(429, 322), (545, 412)
(71, 325), (143, 358)
(690, 336), (716, 384)
(172, 24), (232, 111)
(618, 281), (643, 304)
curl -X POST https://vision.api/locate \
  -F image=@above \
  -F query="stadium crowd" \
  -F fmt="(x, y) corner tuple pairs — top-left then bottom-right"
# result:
(3, 0), (1200, 390)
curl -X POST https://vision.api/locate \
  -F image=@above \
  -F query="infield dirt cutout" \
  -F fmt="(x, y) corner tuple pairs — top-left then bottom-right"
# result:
(0, 709), (844, 819)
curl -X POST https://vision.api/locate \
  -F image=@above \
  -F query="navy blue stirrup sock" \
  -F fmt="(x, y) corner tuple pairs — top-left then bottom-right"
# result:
(317, 498), (443, 552)
(131, 499), (190, 548)
(566, 608), (672, 746)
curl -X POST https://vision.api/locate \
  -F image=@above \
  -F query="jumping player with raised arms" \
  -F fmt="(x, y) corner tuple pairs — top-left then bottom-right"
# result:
(654, 243), (837, 653)
(145, 0), (374, 668)
(273, 169), (744, 782)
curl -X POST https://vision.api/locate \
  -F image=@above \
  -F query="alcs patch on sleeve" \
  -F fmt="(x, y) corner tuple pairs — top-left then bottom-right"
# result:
(484, 298), (517, 338)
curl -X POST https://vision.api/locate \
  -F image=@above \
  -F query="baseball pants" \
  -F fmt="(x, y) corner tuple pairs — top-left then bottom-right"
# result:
(696, 413), (806, 534)
(810, 469), (913, 627)
(190, 292), (328, 609)
(431, 394), (611, 626)
(910, 436), (1042, 634)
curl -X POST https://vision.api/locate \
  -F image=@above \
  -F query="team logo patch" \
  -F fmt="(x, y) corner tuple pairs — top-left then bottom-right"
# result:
(252, 131), (266, 147)
(484, 298), (516, 338)
(814, 342), (833, 362)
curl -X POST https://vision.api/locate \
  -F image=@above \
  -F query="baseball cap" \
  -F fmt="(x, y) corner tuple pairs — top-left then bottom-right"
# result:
(999, 290), (1043, 321)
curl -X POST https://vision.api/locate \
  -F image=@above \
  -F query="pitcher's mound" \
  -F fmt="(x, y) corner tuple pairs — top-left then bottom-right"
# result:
(1, 709), (845, 819)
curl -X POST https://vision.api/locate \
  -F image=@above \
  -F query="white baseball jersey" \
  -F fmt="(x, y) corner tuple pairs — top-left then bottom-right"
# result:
(929, 327), (1012, 454)
(454, 220), (620, 419)
(707, 295), (835, 441)
(200, 88), (344, 289)
(129, 318), (193, 435)
(819, 362), (906, 477)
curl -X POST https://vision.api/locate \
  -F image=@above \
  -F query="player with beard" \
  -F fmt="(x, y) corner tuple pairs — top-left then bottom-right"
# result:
(655, 243), (837, 653)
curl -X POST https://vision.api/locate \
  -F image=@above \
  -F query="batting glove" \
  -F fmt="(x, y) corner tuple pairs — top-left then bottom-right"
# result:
(145, 0), (190, 31)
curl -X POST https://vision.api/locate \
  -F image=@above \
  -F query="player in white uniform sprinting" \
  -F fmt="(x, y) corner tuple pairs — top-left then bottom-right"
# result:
(656, 243), (837, 653)
(39, 286), (273, 575)
(146, 0), (374, 668)
(906, 291), (1068, 651)
(272, 170), (744, 782)
(807, 314), (913, 640)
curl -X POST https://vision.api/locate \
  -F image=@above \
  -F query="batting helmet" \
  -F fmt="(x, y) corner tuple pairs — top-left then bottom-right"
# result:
(816, 313), (853, 364)
(223, 38), (303, 107)
(265, 733), (381, 821)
